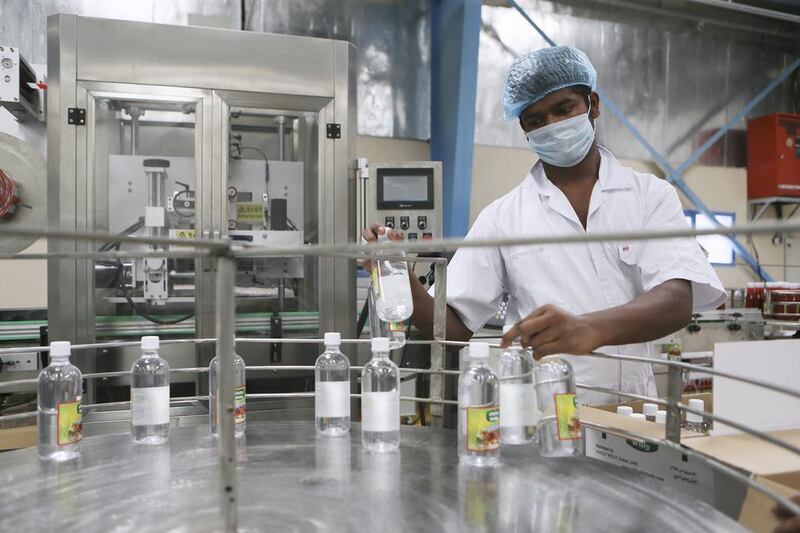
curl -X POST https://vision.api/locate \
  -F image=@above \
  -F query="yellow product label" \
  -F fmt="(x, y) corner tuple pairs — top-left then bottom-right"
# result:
(237, 202), (264, 223)
(58, 400), (83, 446)
(466, 405), (500, 452)
(234, 386), (246, 425)
(371, 269), (380, 300)
(388, 321), (405, 332)
(214, 386), (247, 425)
(554, 393), (581, 441)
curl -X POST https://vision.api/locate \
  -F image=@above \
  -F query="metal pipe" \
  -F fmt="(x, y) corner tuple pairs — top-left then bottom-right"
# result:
(3, 219), (800, 259)
(215, 253), (238, 532)
(430, 261), (448, 427)
(680, 0), (800, 24)
(130, 105), (140, 156)
(276, 116), (286, 162)
(665, 362), (683, 443)
(0, 249), (213, 261)
(357, 158), (369, 239)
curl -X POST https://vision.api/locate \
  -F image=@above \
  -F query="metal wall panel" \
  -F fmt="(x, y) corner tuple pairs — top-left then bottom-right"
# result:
(476, 1), (797, 167)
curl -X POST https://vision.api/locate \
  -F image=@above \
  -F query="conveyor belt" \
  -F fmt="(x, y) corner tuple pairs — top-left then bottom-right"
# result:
(0, 421), (743, 532)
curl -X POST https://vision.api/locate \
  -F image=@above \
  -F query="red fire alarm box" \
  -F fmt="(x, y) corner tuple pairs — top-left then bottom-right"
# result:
(747, 113), (800, 200)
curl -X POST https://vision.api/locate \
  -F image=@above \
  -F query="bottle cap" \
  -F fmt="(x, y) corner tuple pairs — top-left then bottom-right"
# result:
(630, 413), (647, 420)
(49, 341), (71, 359)
(469, 342), (490, 360)
(371, 337), (390, 353)
(324, 332), (341, 346)
(141, 336), (160, 351)
(686, 398), (705, 423)
(642, 403), (659, 416)
(616, 405), (634, 416)
(656, 410), (667, 424)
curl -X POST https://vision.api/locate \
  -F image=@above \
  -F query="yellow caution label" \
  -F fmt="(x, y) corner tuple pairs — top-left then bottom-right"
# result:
(237, 202), (264, 223)
(173, 229), (195, 240)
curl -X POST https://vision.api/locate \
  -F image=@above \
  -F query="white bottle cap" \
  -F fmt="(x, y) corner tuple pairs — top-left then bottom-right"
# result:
(49, 341), (71, 359)
(469, 342), (490, 360)
(141, 336), (159, 351)
(686, 398), (705, 423)
(656, 410), (667, 424)
(372, 337), (390, 353)
(616, 405), (634, 416)
(324, 332), (341, 346)
(642, 403), (659, 416)
(630, 413), (647, 420)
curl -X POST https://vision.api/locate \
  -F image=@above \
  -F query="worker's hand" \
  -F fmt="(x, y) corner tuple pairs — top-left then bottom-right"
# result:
(500, 304), (605, 359)
(360, 224), (403, 273)
(773, 494), (800, 533)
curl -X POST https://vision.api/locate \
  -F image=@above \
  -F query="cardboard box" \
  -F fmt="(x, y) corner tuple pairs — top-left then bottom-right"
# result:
(0, 424), (36, 451)
(684, 430), (800, 533)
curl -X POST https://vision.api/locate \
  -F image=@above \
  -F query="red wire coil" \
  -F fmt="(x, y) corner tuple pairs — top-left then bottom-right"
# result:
(0, 168), (21, 218)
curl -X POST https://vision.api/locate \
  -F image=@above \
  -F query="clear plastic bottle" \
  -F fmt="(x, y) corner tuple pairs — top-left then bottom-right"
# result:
(459, 342), (500, 466)
(497, 327), (536, 444)
(367, 286), (406, 350)
(131, 336), (170, 445)
(315, 332), (351, 436)
(209, 352), (247, 438)
(655, 410), (667, 424)
(361, 337), (400, 452)
(372, 234), (413, 323)
(684, 398), (710, 434)
(37, 341), (82, 462)
(534, 355), (582, 458)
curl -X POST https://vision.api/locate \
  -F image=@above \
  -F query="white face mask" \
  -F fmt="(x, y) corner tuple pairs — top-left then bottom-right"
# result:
(526, 104), (595, 167)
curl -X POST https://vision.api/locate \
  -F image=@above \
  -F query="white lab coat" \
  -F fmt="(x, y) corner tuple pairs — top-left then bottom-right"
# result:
(434, 147), (726, 404)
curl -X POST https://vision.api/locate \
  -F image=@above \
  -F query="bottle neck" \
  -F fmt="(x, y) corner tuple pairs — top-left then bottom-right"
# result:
(49, 356), (70, 366)
(141, 349), (159, 358)
(371, 350), (389, 359)
(471, 358), (489, 368)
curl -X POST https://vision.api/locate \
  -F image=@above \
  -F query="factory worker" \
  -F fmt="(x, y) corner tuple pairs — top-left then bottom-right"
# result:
(364, 45), (725, 404)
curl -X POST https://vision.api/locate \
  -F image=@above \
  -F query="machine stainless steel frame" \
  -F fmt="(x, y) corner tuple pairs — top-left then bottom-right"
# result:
(46, 15), (356, 403)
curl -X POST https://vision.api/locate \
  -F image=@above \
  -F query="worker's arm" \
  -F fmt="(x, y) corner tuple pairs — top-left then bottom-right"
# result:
(501, 279), (692, 358)
(361, 225), (473, 343)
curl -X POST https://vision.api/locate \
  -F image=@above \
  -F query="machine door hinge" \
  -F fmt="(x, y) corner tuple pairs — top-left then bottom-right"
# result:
(67, 107), (86, 125)
(326, 123), (341, 139)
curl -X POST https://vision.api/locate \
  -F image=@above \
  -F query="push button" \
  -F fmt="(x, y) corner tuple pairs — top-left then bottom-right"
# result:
(408, 232), (418, 241)
(400, 216), (410, 230)
(384, 216), (395, 229)
(417, 216), (428, 230)
(422, 232), (433, 240)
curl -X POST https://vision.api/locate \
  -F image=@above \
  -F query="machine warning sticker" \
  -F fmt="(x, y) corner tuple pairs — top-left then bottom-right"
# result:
(466, 405), (500, 452)
(554, 393), (581, 441)
(172, 229), (195, 240)
(236, 202), (264, 223)
(58, 400), (83, 446)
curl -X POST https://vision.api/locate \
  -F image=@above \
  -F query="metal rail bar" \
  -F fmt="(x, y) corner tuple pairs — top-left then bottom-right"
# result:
(0, 249), (213, 261)
(3, 220), (800, 260)
(0, 226), (229, 250)
(215, 254), (238, 532)
(680, 0), (800, 24)
(585, 351), (800, 400)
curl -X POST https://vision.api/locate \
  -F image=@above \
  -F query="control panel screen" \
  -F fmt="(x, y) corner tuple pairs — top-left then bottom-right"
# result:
(377, 168), (434, 209)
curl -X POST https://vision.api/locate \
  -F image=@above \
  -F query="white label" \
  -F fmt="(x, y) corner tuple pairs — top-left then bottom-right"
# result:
(500, 383), (537, 428)
(131, 386), (170, 426)
(362, 391), (399, 432)
(316, 381), (351, 418)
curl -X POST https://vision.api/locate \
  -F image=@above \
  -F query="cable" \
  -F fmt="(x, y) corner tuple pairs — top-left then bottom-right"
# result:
(121, 284), (194, 325)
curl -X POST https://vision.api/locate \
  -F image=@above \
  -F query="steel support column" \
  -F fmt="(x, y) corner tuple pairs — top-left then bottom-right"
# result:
(431, 0), (482, 237)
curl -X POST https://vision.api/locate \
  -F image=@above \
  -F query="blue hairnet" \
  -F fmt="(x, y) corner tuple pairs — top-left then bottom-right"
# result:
(502, 45), (597, 120)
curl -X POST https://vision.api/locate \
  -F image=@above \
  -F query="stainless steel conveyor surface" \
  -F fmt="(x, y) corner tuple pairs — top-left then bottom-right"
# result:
(0, 421), (743, 532)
